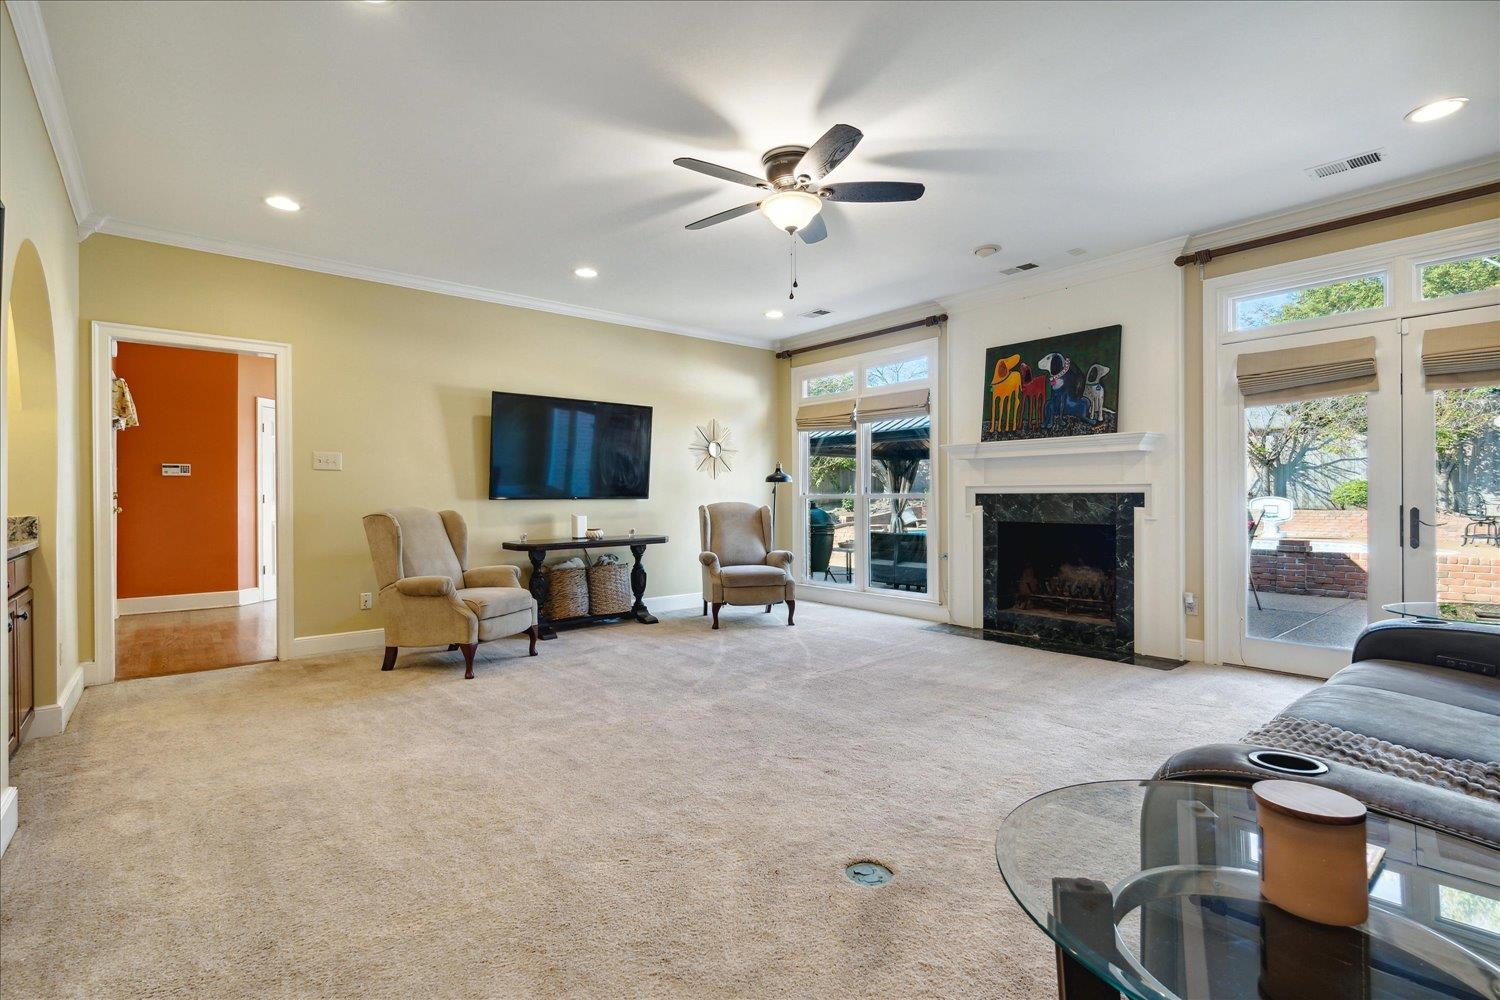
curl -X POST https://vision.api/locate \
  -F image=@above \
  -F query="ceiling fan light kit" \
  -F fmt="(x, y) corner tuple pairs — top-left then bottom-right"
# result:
(673, 124), (925, 300)
(759, 190), (823, 234)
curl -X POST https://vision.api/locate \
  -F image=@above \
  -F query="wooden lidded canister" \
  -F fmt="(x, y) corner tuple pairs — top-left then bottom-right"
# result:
(1253, 779), (1369, 927)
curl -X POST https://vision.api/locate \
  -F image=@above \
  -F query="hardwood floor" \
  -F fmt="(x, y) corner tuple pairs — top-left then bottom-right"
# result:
(115, 601), (277, 681)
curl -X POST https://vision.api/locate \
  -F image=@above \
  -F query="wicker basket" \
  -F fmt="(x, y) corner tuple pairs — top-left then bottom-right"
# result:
(541, 565), (589, 620)
(587, 563), (633, 616)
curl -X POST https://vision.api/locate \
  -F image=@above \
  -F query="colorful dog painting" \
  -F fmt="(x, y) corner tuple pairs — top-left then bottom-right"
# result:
(979, 325), (1121, 441)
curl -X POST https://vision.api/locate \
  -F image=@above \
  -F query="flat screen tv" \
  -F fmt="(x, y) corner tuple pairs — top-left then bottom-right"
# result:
(489, 391), (653, 500)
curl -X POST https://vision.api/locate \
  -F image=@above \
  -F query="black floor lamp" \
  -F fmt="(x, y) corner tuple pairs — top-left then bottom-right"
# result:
(766, 463), (792, 547)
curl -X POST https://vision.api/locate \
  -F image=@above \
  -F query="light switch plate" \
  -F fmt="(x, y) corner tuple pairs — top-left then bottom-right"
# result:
(312, 451), (343, 471)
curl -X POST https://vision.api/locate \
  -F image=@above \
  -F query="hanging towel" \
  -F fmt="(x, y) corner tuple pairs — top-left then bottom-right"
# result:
(112, 375), (139, 429)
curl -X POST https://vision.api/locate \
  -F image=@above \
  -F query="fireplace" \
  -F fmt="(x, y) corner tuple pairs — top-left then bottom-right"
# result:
(981, 492), (1144, 661)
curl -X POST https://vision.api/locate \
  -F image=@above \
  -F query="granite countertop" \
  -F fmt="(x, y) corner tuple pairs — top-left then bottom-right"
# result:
(7, 515), (39, 560)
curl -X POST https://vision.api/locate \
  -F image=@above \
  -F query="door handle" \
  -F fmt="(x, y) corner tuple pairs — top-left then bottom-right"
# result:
(1410, 507), (1421, 549)
(14, 611), (28, 622)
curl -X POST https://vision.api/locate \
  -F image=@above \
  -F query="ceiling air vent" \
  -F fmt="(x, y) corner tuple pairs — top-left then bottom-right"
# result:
(1306, 149), (1385, 180)
(1000, 262), (1040, 275)
(800, 308), (832, 318)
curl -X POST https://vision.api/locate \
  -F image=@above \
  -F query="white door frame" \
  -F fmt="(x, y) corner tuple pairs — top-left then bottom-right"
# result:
(1200, 219), (1500, 674)
(1400, 304), (1500, 604)
(90, 322), (294, 685)
(255, 396), (278, 602)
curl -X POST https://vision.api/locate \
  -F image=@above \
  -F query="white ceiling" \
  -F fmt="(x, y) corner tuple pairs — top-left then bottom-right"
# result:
(36, 0), (1500, 346)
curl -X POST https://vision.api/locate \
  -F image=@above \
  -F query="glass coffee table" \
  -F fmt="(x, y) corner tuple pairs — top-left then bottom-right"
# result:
(1382, 601), (1500, 624)
(996, 780), (1500, 999)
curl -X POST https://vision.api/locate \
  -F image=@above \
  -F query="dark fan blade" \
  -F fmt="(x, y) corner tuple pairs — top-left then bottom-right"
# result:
(795, 124), (863, 181)
(685, 202), (760, 230)
(797, 214), (828, 244)
(820, 181), (925, 203)
(673, 157), (769, 189)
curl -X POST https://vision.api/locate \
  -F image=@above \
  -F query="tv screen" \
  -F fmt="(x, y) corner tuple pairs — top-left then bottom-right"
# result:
(489, 391), (653, 500)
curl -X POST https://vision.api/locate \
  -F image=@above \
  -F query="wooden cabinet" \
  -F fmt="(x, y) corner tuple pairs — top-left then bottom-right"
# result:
(7, 551), (34, 756)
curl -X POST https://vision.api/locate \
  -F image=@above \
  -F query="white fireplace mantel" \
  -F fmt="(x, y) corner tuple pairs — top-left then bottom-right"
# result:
(942, 431), (1163, 463)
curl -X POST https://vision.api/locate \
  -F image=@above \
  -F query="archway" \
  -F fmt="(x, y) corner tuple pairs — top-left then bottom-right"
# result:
(5, 240), (60, 727)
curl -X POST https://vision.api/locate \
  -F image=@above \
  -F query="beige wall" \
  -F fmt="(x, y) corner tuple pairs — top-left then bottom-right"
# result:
(78, 235), (780, 646)
(2, 2), (84, 803)
(1180, 193), (1500, 642)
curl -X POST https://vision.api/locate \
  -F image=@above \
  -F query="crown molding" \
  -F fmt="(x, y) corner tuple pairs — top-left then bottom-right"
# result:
(90, 217), (774, 350)
(938, 238), (1186, 313)
(5, 0), (91, 226)
(1182, 157), (1500, 254)
(773, 301), (942, 356)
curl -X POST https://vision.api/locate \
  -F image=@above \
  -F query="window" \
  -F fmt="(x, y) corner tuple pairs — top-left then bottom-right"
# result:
(1419, 250), (1500, 300)
(865, 356), (929, 388)
(803, 371), (854, 397)
(1232, 272), (1387, 331)
(796, 342), (938, 602)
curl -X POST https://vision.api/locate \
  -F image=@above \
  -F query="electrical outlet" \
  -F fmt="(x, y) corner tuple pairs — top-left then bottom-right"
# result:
(359, 592), (374, 610)
(1183, 592), (1199, 616)
(313, 451), (343, 471)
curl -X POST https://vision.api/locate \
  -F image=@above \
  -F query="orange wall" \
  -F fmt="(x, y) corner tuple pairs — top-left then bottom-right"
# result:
(115, 343), (241, 597)
(236, 355), (275, 589)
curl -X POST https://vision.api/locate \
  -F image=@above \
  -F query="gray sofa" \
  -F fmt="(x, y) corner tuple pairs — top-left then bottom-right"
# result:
(1156, 619), (1500, 847)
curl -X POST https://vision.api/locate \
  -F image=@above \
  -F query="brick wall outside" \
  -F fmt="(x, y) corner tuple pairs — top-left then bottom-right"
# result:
(1251, 540), (1500, 602)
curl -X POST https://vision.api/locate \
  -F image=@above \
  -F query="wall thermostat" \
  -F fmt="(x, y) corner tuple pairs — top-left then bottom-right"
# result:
(162, 463), (191, 476)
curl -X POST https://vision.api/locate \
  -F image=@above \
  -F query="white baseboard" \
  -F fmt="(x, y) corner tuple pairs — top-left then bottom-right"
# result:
(30, 663), (86, 739)
(0, 786), (17, 856)
(644, 592), (701, 614)
(291, 627), (385, 658)
(1181, 638), (1206, 664)
(118, 588), (262, 616)
(796, 584), (951, 623)
(291, 593), (705, 658)
(82, 660), (109, 686)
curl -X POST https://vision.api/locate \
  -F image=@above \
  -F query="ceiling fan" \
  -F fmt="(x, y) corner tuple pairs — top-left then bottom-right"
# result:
(673, 124), (925, 246)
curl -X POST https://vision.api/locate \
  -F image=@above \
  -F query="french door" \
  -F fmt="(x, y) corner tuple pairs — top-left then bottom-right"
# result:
(1221, 305), (1499, 677)
(1400, 306), (1500, 621)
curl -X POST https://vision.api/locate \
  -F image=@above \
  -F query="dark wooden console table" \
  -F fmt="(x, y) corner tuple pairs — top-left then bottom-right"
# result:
(501, 534), (669, 639)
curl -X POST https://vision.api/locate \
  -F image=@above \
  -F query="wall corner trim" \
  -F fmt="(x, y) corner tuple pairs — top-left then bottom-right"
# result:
(1181, 638), (1205, 664)
(29, 662), (85, 739)
(0, 786), (17, 856)
(5, 0), (92, 226)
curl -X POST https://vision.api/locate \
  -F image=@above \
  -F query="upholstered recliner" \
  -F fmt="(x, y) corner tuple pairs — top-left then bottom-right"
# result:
(698, 502), (795, 629)
(363, 507), (539, 679)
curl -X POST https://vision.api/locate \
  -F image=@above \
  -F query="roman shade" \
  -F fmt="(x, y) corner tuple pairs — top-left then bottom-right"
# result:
(1236, 337), (1378, 404)
(1421, 321), (1500, 389)
(856, 387), (930, 423)
(795, 398), (857, 431)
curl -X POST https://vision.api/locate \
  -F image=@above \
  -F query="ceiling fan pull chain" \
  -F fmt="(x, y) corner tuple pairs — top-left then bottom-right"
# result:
(788, 234), (796, 300)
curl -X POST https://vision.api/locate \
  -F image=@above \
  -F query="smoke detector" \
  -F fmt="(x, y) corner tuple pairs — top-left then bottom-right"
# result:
(1305, 149), (1386, 180)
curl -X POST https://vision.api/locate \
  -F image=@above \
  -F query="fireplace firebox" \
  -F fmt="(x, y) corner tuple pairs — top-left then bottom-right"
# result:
(981, 492), (1144, 661)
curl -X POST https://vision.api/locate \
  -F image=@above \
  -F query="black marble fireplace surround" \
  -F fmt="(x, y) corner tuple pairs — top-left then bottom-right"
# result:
(980, 492), (1144, 662)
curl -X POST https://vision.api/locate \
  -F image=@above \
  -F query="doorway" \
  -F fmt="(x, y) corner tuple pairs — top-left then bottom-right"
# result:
(91, 324), (292, 684)
(1206, 227), (1499, 677)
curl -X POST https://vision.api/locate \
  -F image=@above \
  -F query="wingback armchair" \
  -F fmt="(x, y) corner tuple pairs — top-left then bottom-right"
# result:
(698, 502), (795, 629)
(363, 507), (539, 678)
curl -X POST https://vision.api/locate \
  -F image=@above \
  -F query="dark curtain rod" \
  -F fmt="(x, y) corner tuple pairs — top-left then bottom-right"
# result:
(775, 313), (947, 360)
(1175, 181), (1500, 269)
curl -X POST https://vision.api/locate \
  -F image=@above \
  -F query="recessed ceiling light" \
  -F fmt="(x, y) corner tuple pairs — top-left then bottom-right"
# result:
(1404, 97), (1468, 123)
(573, 266), (598, 278)
(764, 310), (784, 319)
(973, 244), (1001, 258)
(264, 195), (301, 212)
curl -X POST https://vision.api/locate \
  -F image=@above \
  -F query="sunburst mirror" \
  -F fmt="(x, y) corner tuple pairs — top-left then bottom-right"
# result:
(691, 419), (737, 479)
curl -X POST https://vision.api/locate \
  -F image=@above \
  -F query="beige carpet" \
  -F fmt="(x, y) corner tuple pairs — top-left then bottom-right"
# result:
(0, 604), (1315, 998)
